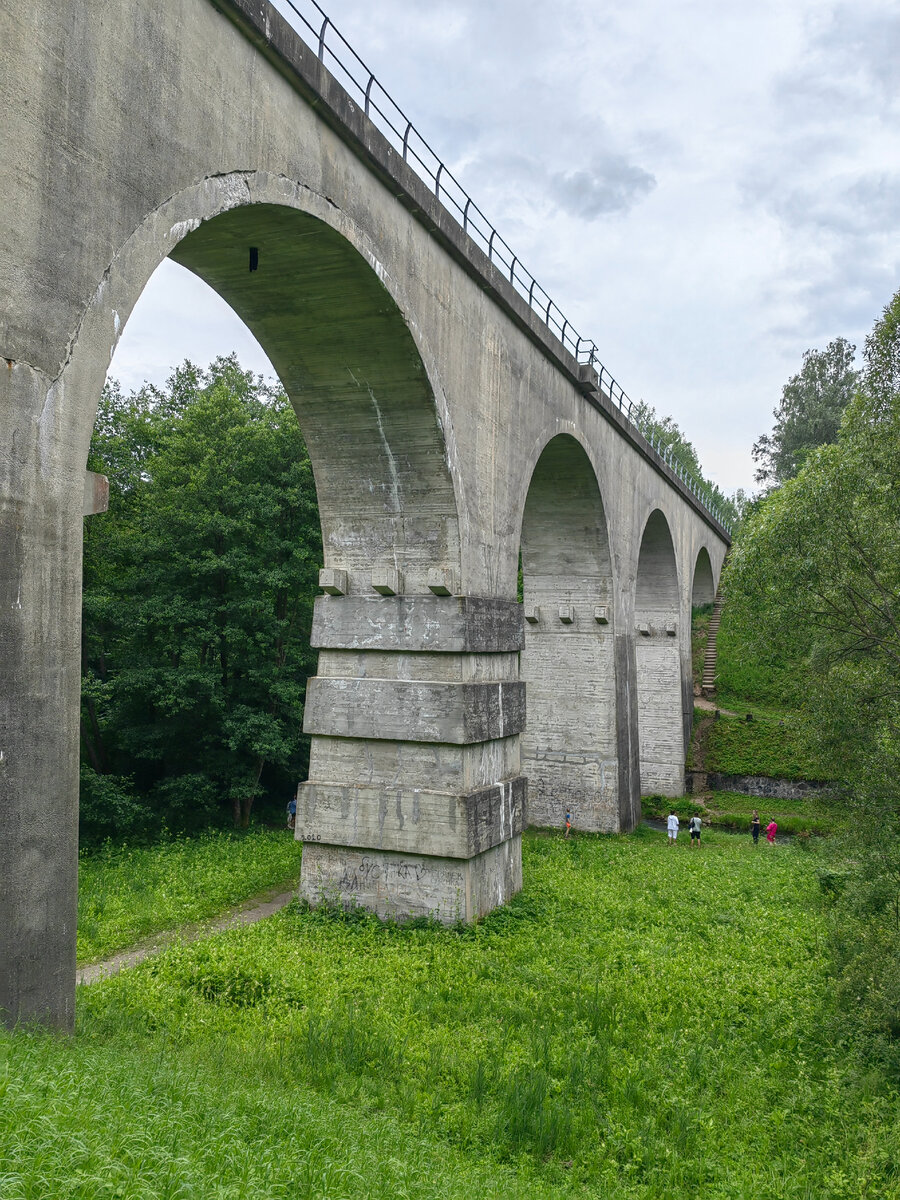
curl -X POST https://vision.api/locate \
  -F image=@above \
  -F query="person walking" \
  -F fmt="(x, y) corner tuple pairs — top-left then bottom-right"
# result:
(667, 811), (680, 846)
(689, 813), (702, 849)
(564, 811), (572, 839)
(751, 810), (761, 847)
(286, 796), (297, 831)
(766, 818), (778, 846)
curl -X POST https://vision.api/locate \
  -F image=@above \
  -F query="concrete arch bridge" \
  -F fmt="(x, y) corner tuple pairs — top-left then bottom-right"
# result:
(0, 0), (729, 1030)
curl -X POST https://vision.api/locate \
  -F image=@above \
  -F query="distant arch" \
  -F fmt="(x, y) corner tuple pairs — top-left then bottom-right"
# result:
(519, 434), (622, 831)
(691, 546), (716, 607)
(634, 509), (684, 796)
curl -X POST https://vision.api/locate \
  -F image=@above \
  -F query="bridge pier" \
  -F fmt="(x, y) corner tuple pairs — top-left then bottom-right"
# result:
(0, 364), (84, 1032)
(295, 594), (526, 921)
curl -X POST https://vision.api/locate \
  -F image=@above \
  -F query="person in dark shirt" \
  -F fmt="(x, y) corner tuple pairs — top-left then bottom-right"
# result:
(751, 810), (761, 846)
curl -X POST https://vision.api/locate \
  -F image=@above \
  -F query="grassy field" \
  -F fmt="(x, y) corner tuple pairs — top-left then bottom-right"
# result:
(77, 828), (303, 965)
(5, 828), (900, 1198)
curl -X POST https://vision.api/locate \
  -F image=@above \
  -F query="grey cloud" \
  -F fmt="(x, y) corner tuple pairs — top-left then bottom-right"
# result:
(549, 157), (657, 219)
(761, 172), (900, 239)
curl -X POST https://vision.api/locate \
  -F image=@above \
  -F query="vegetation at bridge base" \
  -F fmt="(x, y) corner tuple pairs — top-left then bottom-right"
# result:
(80, 357), (322, 841)
(721, 286), (900, 1068)
(6, 829), (900, 1198)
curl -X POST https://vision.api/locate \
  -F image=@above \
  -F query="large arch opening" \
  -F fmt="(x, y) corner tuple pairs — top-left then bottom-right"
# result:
(79, 198), (462, 840)
(634, 509), (684, 796)
(519, 435), (619, 831)
(691, 546), (716, 607)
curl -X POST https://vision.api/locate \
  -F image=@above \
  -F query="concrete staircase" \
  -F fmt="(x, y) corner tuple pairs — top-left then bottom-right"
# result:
(701, 594), (724, 695)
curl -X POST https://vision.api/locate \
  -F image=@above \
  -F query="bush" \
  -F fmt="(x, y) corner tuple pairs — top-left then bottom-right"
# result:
(79, 765), (151, 844)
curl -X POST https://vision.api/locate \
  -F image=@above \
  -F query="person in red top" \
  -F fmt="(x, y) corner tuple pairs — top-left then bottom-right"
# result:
(766, 819), (778, 845)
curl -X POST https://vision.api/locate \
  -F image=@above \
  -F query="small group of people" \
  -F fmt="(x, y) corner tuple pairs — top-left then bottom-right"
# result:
(750, 810), (778, 846)
(666, 808), (778, 847)
(666, 811), (703, 848)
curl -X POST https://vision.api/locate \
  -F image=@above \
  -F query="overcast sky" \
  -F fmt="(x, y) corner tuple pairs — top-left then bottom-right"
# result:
(110, 0), (900, 495)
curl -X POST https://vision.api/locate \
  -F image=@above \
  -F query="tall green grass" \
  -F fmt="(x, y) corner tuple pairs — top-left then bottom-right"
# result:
(9, 830), (893, 1197)
(77, 827), (302, 965)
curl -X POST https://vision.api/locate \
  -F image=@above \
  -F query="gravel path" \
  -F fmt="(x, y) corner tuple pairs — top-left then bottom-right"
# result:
(76, 885), (298, 986)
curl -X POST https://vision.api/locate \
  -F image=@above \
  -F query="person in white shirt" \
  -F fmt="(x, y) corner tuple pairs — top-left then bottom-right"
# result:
(667, 811), (679, 846)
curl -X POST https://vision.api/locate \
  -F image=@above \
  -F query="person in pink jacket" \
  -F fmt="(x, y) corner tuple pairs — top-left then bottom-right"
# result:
(766, 819), (778, 845)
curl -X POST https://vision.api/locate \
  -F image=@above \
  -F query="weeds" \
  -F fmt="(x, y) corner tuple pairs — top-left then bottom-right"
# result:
(77, 827), (302, 964)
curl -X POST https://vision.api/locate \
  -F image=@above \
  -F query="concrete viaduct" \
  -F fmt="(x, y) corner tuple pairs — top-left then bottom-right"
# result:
(0, 0), (729, 1030)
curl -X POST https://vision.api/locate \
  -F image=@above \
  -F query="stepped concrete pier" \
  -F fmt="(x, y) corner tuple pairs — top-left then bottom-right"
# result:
(0, 0), (728, 1029)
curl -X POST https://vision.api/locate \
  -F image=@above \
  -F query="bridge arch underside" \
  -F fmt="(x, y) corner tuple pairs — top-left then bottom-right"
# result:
(171, 203), (460, 580)
(168, 205), (526, 930)
(520, 436), (621, 832)
(692, 546), (716, 606)
(635, 510), (685, 797)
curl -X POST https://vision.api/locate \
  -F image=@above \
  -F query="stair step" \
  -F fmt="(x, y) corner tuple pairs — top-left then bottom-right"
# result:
(697, 590), (724, 695)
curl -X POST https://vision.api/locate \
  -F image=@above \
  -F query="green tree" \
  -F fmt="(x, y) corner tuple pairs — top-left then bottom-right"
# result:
(725, 294), (900, 1054)
(81, 357), (322, 837)
(751, 336), (859, 487)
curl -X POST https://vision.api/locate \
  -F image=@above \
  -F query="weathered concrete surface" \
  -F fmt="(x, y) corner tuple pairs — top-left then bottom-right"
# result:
(298, 776), (526, 858)
(299, 836), (523, 923)
(0, 0), (728, 1025)
(303, 679), (526, 743)
(310, 595), (524, 653)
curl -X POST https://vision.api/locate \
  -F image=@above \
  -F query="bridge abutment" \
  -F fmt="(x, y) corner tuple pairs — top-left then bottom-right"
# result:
(296, 594), (526, 920)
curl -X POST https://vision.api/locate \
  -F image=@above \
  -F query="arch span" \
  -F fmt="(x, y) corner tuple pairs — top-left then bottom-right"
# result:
(519, 435), (622, 832)
(691, 546), (716, 607)
(1, 174), (479, 1029)
(634, 509), (685, 796)
(59, 174), (462, 581)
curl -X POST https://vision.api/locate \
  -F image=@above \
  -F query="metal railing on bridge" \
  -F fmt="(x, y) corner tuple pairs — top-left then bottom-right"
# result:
(271, 0), (731, 533)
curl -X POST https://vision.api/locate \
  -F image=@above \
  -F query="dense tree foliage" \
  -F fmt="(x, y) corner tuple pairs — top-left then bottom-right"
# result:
(725, 295), (900, 1058)
(751, 336), (859, 487)
(631, 400), (741, 528)
(81, 357), (321, 840)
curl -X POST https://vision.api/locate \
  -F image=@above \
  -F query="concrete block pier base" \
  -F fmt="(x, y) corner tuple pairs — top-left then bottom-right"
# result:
(296, 593), (526, 923)
(300, 838), (523, 923)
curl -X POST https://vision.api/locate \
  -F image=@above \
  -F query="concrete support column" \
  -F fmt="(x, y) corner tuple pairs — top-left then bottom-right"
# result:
(521, 599), (620, 832)
(296, 594), (525, 922)
(635, 614), (685, 796)
(0, 366), (84, 1032)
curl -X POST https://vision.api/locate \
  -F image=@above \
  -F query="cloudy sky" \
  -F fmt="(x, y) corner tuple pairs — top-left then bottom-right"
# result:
(110, 0), (900, 495)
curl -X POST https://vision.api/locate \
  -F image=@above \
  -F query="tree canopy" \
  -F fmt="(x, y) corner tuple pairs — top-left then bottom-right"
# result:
(751, 336), (859, 488)
(81, 357), (322, 839)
